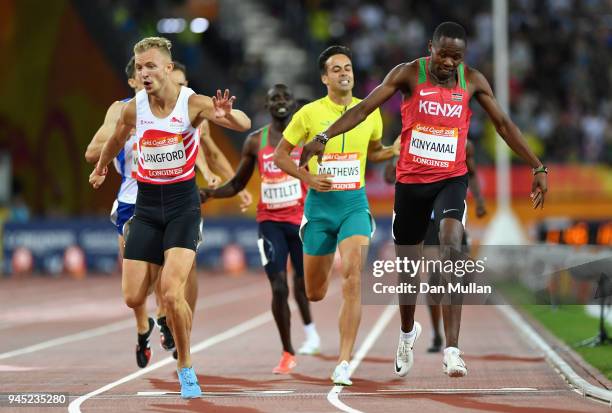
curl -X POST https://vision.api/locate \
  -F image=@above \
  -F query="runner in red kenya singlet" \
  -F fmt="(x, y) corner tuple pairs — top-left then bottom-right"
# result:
(299, 21), (548, 379)
(200, 85), (320, 375)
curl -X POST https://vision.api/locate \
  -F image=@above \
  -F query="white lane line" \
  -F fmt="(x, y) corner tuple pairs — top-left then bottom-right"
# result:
(136, 390), (295, 396)
(0, 283), (263, 361)
(327, 305), (396, 413)
(497, 305), (612, 406)
(378, 387), (540, 393)
(68, 310), (273, 413)
(69, 282), (342, 412)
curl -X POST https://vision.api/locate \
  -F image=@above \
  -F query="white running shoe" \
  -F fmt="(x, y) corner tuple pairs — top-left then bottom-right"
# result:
(394, 321), (422, 377)
(443, 347), (467, 377)
(297, 334), (321, 355)
(331, 360), (352, 386)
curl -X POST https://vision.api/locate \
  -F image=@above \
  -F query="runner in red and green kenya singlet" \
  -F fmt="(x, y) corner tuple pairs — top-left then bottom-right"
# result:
(299, 22), (548, 381)
(199, 85), (319, 374)
(256, 125), (306, 225)
(397, 57), (471, 184)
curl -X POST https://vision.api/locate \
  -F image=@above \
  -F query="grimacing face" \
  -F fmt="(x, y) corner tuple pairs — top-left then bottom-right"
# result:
(265, 86), (294, 119)
(429, 36), (466, 81)
(134, 48), (173, 94)
(321, 53), (354, 93)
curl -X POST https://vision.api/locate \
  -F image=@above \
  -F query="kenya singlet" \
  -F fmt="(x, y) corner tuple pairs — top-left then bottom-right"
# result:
(397, 57), (471, 184)
(256, 125), (305, 225)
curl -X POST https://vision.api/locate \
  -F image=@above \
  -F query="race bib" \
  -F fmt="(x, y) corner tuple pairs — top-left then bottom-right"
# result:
(318, 152), (361, 190)
(140, 133), (186, 176)
(261, 178), (302, 209)
(409, 124), (458, 164)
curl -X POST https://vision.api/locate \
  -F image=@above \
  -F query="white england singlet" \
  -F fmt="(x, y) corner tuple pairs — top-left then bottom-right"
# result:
(135, 86), (199, 184)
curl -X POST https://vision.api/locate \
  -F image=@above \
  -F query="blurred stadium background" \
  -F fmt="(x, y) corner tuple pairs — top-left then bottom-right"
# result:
(0, 0), (610, 277)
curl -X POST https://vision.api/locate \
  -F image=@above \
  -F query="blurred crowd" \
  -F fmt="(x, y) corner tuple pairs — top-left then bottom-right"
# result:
(273, 0), (612, 164)
(101, 0), (611, 164)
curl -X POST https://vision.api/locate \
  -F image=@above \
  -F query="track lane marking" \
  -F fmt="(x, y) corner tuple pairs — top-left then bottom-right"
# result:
(327, 305), (396, 413)
(0, 283), (264, 360)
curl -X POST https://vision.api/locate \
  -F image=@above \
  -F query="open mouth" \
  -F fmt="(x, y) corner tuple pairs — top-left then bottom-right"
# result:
(340, 80), (350, 86)
(277, 107), (288, 114)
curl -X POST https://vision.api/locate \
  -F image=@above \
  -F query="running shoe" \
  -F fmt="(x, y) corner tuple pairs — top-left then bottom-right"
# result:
(443, 347), (467, 377)
(297, 334), (321, 355)
(394, 321), (422, 377)
(157, 316), (175, 351)
(177, 367), (202, 399)
(136, 317), (155, 368)
(272, 351), (296, 374)
(331, 360), (352, 386)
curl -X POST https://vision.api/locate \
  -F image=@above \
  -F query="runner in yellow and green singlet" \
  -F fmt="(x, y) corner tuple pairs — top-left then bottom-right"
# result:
(274, 45), (399, 386)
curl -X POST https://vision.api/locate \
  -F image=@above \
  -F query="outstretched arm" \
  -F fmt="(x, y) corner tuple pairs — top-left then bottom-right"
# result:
(471, 69), (547, 209)
(85, 101), (124, 163)
(465, 140), (486, 217)
(200, 134), (257, 201)
(199, 120), (253, 210)
(89, 100), (136, 189)
(191, 90), (251, 132)
(200, 120), (237, 180)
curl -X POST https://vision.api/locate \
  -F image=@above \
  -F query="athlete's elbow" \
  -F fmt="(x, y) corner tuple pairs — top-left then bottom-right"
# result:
(84, 148), (98, 164)
(238, 117), (251, 132)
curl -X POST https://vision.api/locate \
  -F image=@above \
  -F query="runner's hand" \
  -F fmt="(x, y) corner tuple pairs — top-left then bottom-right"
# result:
(204, 170), (222, 188)
(89, 164), (107, 189)
(306, 173), (334, 192)
(531, 172), (547, 209)
(199, 188), (213, 203)
(300, 139), (325, 167)
(392, 134), (401, 156)
(212, 89), (236, 118)
(238, 189), (253, 213)
(475, 199), (487, 217)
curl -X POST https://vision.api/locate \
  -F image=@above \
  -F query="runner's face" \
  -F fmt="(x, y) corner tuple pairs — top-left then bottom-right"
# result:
(134, 48), (172, 94)
(265, 87), (294, 119)
(429, 37), (466, 81)
(170, 70), (188, 87)
(322, 54), (354, 93)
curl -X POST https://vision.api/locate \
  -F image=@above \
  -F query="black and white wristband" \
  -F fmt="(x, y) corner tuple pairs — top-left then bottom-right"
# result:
(314, 132), (330, 145)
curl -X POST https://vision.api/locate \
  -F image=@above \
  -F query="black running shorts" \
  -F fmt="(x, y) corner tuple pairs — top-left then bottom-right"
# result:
(257, 220), (304, 279)
(393, 174), (468, 245)
(124, 178), (201, 265)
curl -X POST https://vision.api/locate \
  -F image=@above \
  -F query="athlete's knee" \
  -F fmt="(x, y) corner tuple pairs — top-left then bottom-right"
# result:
(305, 278), (326, 301)
(306, 287), (325, 302)
(341, 272), (361, 298)
(270, 275), (289, 300)
(439, 229), (462, 247)
(162, 285), (183, 313)
(293, 276), (306, 295)
(123, 290), (146, 309)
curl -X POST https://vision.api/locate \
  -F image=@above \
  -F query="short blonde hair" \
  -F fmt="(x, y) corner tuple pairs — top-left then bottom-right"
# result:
(133, 37), (172, 59)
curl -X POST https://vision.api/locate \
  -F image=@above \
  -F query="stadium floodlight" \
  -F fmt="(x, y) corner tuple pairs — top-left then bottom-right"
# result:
(190, 18), (210, 34)
(156, 18), (187, 34)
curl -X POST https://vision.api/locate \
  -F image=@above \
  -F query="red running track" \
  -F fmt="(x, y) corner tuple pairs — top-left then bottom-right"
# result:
(0, 272), (609, 413)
